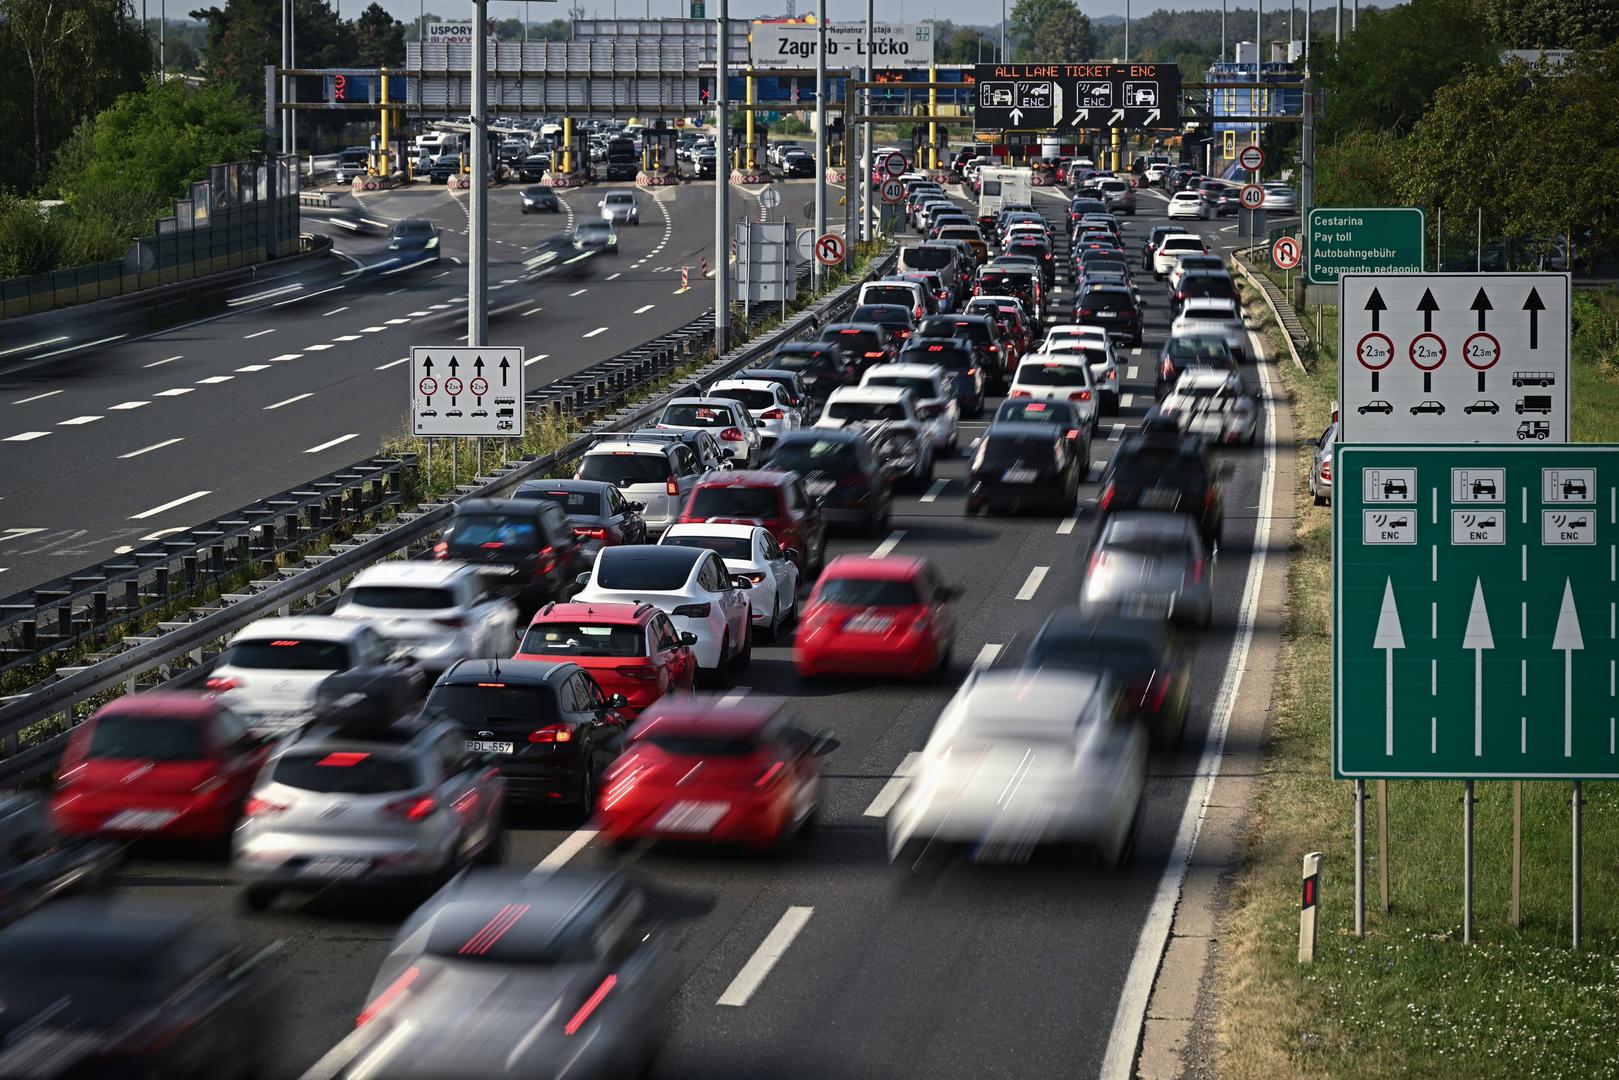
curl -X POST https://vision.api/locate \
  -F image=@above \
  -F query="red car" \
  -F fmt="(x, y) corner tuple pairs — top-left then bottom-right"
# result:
(50, 693), (270, 841)
(514, 601), (698, 716)
(597, 695), (830, 852)
(677, 470), (827, 574)
(794, 555), (958, 679)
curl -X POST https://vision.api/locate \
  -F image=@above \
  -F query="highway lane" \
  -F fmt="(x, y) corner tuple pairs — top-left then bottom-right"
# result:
(86, 183), (1285, 1080)
(0, 177), (812, 589)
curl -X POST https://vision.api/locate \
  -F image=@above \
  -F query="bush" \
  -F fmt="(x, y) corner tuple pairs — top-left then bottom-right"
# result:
(0, 191), (64, 278)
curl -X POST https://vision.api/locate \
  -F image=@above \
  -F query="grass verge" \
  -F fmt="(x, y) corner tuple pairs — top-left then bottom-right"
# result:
(1214, 287), (1619, 1079)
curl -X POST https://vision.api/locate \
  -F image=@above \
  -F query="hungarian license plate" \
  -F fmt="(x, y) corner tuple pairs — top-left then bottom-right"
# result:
(845, 614), (893, 633)
(302, 856), (369, 879)
(1001, 468), (1038, 484)
(466, 739), (514, 754)
(1140, 489), (1179, 510)
(104, 809), (177, 831)
(654, 801), (729, 833)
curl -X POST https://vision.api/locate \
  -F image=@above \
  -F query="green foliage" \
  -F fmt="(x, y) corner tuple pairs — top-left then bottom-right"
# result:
(189, 0), (353, 113)
(352, 2), (404, 65)
(0, 191), (65, 278)
(1009, 0), (1095, 61)
(1316, 128), (1410, 208)
(1480, 0), (1619, 48)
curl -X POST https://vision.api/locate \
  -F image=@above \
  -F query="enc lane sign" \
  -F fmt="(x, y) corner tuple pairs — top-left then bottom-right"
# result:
(1307, 206), (1425, 286)
(1333, 444), (1619, 780)
(814, 232), (846, 266)
(1237, 144), (1264, 172)
(971, 63), (1180, 131)
(1271, 236), (1301, 270)
(411, 346), (525, 438)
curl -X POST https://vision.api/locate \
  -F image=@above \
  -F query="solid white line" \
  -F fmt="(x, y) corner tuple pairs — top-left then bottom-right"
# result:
(11, 390), (62, 405)
(634, 304), (655, 314)
(524, 355), (549, 366)
(145, 355), (182, 367)
(129, 489), (210, 520)
(1099, 326), (1278, 1080)
(375, 357), (410, 370)
(871, 530), (905, 558)
(0, 336), (67, 357)
(305, 433), (359, 454)
(1015, 565), (1049, 601)
(863, 752), (921, 817)
(582, 327), (608, 338)
(274, 284), (342, 307)
(119, 437), (183, 459)
(108, 401), (149, 410)
(920, 477), (949, 503)
(716, 906), (815, 1007)
(29, 333), (126, 360)
(1057, 515), (1079, 535)
(322, 306), (349, 317)
(154, 388), (193, 396)
(58, 415), (102, 426)
(227, 283), (302, 306)
(243, 328), (276, 339)
(536, 828), (597, 870)
(265, 393), (313, 410)
(2, 431), (49, 442)
(236, 364), (270, 372)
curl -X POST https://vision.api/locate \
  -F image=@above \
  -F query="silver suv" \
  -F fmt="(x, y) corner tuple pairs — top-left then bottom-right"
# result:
(575, 438), (704, 536)
(233, 682), (506, 912)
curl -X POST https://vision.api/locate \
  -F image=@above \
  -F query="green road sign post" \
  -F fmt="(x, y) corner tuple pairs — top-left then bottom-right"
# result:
(1307, 207), (1426, 286)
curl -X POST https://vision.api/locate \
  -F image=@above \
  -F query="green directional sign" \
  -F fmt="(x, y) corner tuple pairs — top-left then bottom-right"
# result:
(1308, 207), (1425, 286)
(1334, 444), (1619, 780)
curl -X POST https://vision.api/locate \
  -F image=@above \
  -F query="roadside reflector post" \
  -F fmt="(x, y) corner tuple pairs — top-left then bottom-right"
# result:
(1299, 851), (1323, 963)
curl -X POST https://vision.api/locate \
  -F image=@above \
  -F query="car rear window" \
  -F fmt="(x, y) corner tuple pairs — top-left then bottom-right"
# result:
(344, 586), (457, 611)
(596, 551), (696, 590)
(862, 286), (917, 308)
(828, 400), (907, 422)
(995, 400), (1075, 426)
(579, 452), (671, 484)
(711, 388), (777, 410)
(515, 488), (605, 516)
(663, 534), (754, 559)
(1017, 363), (1089, 387)
(688, 485), (782, 519)
(981, 435), (1057, 468)
(1163, 237), (1203, 252)
(226, 638), (351, 671)
(1103, 521), (1197, 556)
(519, 622), (645, 658)
(1113, 448), (1207, 487)
(899, 247), (953, 272)
(660, 403), (734, 429)
(822, 328), (883, 355)
(272, 750), (419, 794)
(639, 734), (760, 756)
(817, 578), (922, 606)
(906, 343), (973, 371)
(864, 376), (937, 399)
(86, 715), (204, 762)
(1180, 278), (1237, 300)
(449, 515), (538, 548)
(1080, 291), (1136, 312)
(768, 439), (858, 474)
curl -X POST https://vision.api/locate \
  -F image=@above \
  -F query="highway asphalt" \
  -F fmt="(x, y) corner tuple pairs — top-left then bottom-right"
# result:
(85, 183), (1289, 1079)
(0, 176), (809, 590)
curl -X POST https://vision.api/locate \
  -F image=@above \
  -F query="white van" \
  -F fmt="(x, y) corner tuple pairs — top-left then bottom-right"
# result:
(977, 166), (1032, 230)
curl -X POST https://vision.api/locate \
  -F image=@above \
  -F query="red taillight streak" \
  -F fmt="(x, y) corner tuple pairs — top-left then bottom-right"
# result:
(1100, 482), (1116, 511)
(564, 974), (618, 1035)
(1204, 489), (1217, 509)
(244, 796), (287, 817)
(574, 526), (608, 540)
(385, 795), (438, 821)
(1150, 675), (1172, 712)
(480, 541), (505, 549)
(205, 676), (239, 692)
(356, 966), (419, 1026)
(318, 752), (369, 767)
(755, 761), (785, 787)
(1189, 559), (1205, 584)
(459, 903), (532, 956)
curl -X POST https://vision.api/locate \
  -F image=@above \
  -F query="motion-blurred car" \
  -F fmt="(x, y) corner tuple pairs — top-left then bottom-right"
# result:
(1157, 334), (1239, 399)
(205, 616), (398, 736)
(520, 184), (561, 213)
(1008, 356), (1100, 431)
(795, 555), (957, 680)
(514, 603), (696, 718)
(819, 322), (898, 371)
(967, 421), (1084, 516)
(1159, 369), (1261, 446)
(1171, 298), (1251, 364)
(571, 220), (619, 254)
(764, 429), (894, 537)
(991, 397), (1091, 452)
(0, 795), (119, 925)
(599, 190), (640, 224)
(1262, 184), (1298, 212)
(766, 341), (858, 402)
(598, 697), (831, 852)
(1100, 429), (1226, 547)
(661, 523), (800, 641)
(898, 337), (986, 418)
(1081, 511), (1214, 627)
(343, 868), (679, 1079)
(1025, 610), (1191, 746)
(523, 234), (598, 280)
(333, 561), (518, 675)
(886, 668), (1147, 866)
(512, 478), (649, 548)
(816, 386), (937, 489)
(384, 219), (442, 267)
(860, 363), (960, 453)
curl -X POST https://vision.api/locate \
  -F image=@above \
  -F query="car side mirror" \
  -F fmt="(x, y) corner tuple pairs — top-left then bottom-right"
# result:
(515, 627), (526, 641)
(680, 631), (699, 645)
(783, 546), (801, 562)
(731, 575), (755, 590)
(607, 692), (629, 709)
(575, 572), (592, 587)
(628, 501), (645, 511)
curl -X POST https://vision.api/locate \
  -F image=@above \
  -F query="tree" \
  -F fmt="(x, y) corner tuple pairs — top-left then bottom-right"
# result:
(1315, 128), (1409, 208)
(352, 1), (403, 65)
(1033, 5), (1097, 63)
(190, 0), (353, 113)
(1479, 0), (1619, 48)
(1008, 0), (1074, 58)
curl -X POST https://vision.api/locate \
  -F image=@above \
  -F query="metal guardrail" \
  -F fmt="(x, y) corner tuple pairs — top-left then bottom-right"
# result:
(0, 248), (895, 787)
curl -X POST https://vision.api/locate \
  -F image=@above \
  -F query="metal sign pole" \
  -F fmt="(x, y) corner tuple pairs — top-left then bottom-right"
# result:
(843, 79), (856, 271)
(1511, 780), (1522, 927)
(451, 438), (459, 485)
(469, 0), (489, 347)
(1354, 778), (1365, 936)
(1462, 780), (1475, 945)
(1379, 779), (1390, 913)
(1573, 781), (1584, 950)
(813, 0), (827, 291)
(714, 0), (731, 352)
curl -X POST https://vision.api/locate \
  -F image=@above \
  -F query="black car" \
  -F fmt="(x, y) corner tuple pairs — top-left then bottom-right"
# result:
(518, 155), (553, 183)
(1076, 250), (1132, 282)
(913, 314), (1009, 388)
(991, 397), (1092, 466)
(770, 341), (858, 399)
(0, 900), (277, 1078)
(1076, 283), (1143, 346)
(437, 498), (589, 614)
(0, 796), (119, 928)
(818, 324), (896, 372)
(781, 151), (815, 177)
(967, 422), (1083, 517)
(1068, 197), (1107, 230)
(899, 337), (986, 417)
(1173, 270), (1240, 315)
(522, 234), (598, 282)
(512, 478), (648, 548)
(1024, 610), (1190, 746)
(1157, 334), (1239, 399)
(849, 303), (917, 348)
(386, 218), (441, 265)
(764, 429), (893, 537)
(520, 184), (560, 212)
(1005, 237), (1056, 287)
(1101, 429), (1225, 546)
(425, 660), (628, 811)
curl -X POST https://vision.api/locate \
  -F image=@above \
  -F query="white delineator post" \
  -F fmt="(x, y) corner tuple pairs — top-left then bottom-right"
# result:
(1299, 851), (1323, 963)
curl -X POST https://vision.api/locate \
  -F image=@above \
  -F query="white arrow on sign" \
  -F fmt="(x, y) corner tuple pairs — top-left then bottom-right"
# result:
(1069, 108), (1090, 127)
(1108, 108), (1125, 126)
(1553, 579), (1584, 757)
(1462, 578), (1494, 756)
(1008, 106), (1025, 126)
(1145, 107), (1161, 126)
(1375, 578), (1406, 755)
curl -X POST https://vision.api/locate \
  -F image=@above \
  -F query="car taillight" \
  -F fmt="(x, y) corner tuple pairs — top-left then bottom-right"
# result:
(720, 428), (744, 441)
(384, 795), (438, 822)
(1066, 428), (1081, 440)
(1100, 482), (1116, 511)
(761, 408), (785, 420)
(1069, 391), (1093, 401)
(564, 974), (618, 1036)
(534, 545), (556, 575)
(1188, 559), (1205, 584)
(754, 761), (786, 787)
(434, 615), (468, 629)
(205, 676), (239, 692)
(432, 541), (448, 558)
(1150, 676), (1173, 712)
(1321, 461), (1332, 481)
(864, 350), (884, 358)
(666, 478), (681, 496)
(671, 603), (711, 618)
(244, 796), (287, 817)
(574, 526), (608, 540)
(744, 572), (767, 585)
(528, 724), (575, 743)
(1161, 360), (1175, 378)
(1204, 489), (1217, 509)
(1010, 390), (1031, 398)
(1107, 369), (1118, 380)
(615, 664), (658, 681)
(357, 966), (420, 1027)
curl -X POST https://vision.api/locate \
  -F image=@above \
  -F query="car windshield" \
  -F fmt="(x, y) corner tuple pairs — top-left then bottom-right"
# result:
(344, 586), (457, 611)
(865, 376), (936, 398)
(515, 488), (604, 516)
(449, 515), (538, 548)
(1018, 363), (1089, 387)
(87, 715), (203, 762)
(575, 222), (610, 236)
(660, 403), (733, 428)
(272, 750), (418, 794)
(226, 638), (351, 671)
(768, 439), (858, 474)
(688, 486), (781, 518)
(596, 552), (696, 590)
(817, 578), (922, 606)
(663, 534), (754, 559)
(828, 400), (906, 422)
(519, 622), (644, 657)
(711, 388), (777, 410)
(605, 195), (634, 206)
(579, 453), (671, 484)
(1166, 337), (1232, 361)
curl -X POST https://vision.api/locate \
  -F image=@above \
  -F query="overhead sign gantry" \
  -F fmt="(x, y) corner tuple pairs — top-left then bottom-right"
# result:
(971, 62), (1180, 130)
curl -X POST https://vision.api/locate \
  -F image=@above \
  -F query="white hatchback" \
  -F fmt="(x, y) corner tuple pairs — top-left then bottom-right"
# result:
(655, 397), (763, 467)
(1007, 356), (1099, 430)
(1167, 191), (1208, 221)
(859, 363), (959, 454)
(708, 378), (802, 448)
(206, 616), (393, 736)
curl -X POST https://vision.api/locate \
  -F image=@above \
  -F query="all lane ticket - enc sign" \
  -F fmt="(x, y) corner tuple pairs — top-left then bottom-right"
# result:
(1308, 207), (1425, 286)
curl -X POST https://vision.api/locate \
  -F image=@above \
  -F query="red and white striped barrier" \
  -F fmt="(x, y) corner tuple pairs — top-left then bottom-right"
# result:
(679, 266), (690, 292)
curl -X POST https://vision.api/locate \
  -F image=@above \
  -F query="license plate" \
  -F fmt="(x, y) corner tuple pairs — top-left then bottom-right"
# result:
(1140, 490), (1179, 510)
(654, 801), (729, 833)
(104, 809), (177, 831)
(806, 479), (834, 497)
(466, 740), (514, 754)
(302, 856), (370, 879)
(1094, 311), (1116, 318)
(1124, 595), (1172, 618)
(1001, 468), (1038, 484)
(844, 614), (894, 633)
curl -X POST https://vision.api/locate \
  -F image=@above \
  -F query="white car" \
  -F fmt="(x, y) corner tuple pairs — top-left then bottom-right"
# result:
(574, 544), (753, 680)
(331, 561), (518, 675)
(859, 364), (959, 454)
(575, 438), (704, 536)
(660, 523), (800, 641)
(815, 385), (936, 489)
(1153, 232), (1211, 279)
(1038, 339), (1121, 416)
(599, 191), (640, 224)
(1145, 161), (1170, 184)
(1262, 184), (1299, 212)
(1167, 191), (1209, 221)
(206, 616), (395, 736)
(886, 668), (1148, 867)
(708, 378), (802, 448)
(1159, 368), (1260, 445)
(1003, 222), (1052, 245)
(1172, 298), (1251, 363)
(1007, 356), (1099, 430)
(1169, 253), (1228, 293)
(654, 397), (763, 467)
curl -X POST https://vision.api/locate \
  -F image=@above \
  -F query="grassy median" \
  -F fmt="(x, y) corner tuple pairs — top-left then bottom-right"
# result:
(1214, 287), (1619, 1079)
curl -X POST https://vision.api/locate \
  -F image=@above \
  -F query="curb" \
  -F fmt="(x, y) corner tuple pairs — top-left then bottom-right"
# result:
(1231, 248), (1310, 372)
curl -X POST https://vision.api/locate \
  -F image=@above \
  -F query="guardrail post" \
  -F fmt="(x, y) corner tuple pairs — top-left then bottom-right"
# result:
(210, 545), (224, 575)
(237, 535), (251, 566)
(92, 592), (108, 625)
(183, 556), (198, 589)
(20, 619), (36, 651)
(285, 513), (301, 544)
(123, 579), (139, 611)
(154, 567), (169, 599)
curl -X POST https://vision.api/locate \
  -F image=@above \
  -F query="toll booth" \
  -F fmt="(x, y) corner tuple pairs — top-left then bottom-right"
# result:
(731, 122), (769, 184)
(904, 122), (954, 177)
(547, 125), (590, 188)
(640, 122), (679, 187)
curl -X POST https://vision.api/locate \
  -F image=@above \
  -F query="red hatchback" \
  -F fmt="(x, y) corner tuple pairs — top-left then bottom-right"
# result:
(515, 602), (698, 717)
(597, 695), (830, 852)
(677, 470), (827, 574)
(794, 555), (958, 679)
(50, 693), (270, 841)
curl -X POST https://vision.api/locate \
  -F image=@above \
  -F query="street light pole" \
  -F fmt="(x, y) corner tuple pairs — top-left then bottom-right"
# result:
(469, 0), (489, 346)
(1124, 0), (1130, 61)
(813, 0), (827, 289)
(862, 0), (874, 245)
(714, 0), (731, 352)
